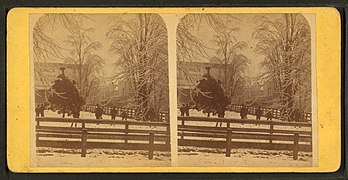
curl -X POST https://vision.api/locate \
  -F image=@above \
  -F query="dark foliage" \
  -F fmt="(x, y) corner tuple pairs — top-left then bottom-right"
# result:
(192, 68), (230, 116)
(47, 72), (85, 116)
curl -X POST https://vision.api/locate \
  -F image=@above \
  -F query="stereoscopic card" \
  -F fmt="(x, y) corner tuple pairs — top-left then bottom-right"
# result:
(6, 7), (341, 173)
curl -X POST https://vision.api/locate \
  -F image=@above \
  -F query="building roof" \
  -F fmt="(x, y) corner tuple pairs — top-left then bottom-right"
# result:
(34, 62), (77, 89)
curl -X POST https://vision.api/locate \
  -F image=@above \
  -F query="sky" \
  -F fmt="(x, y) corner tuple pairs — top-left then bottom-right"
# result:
(38, 14), (130, 80)
(180, 14), (267, 78)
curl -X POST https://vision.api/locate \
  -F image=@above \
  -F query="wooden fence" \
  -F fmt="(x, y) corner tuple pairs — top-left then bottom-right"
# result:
(84, 105), (169, 122)
(178, 116), (312, 160)
(36, 117), (170, 159)
(36, 116), (312, 160)
(229, 104), (312, 122)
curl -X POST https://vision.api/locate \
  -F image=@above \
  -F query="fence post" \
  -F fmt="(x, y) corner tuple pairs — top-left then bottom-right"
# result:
(125, 122), (129, 143)
(148, 131), (154, 160)
(181, 120), (185, 140)
(36, 133), (40, 145)
(81, 129), (87, 157)
(293, 133), (299, 160)
(226, 128), (232, 157)
(269, 122), (274, 144)
(166, 124), (170, 146)
(36, 119), (40, 127)
(82, 122), (85, 129)
(309, 126), (313, 147)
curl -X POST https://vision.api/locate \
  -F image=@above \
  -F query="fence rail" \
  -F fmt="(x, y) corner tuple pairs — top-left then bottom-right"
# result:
(229, 104), (312, 122)
(178, 116), (312, 160)
(36, 117), (170, 159)
(84, 105), (169, 122)
(36, 115), (313, 160)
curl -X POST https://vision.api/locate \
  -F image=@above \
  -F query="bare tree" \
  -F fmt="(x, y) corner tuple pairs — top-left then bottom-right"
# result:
(106, 14), (168, 119)
(210, 25), (249, 100)
(33, 14), (83, 88)
(253, 14), (311, 120)
(33, 14), (82, 63)
(177, 14), (240, 62)
(177, 14), (249, 104)
(64, 28), (104, 101)
(33, 14), (87, 103)
(33, 14), (105, 105)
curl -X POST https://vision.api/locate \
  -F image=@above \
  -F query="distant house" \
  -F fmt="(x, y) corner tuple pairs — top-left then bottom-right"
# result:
(34, 62), (76, 106)
(177, 61), (223, 105)
(96, 79), (135, 107)
(245, 79), (311, 111)
(241, 80), (277, 107)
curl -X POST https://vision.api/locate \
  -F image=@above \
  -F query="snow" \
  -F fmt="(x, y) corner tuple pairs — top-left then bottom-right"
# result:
(45, 109), (111, 119)
(178, 147), (312, 167)
(35, 147), (170, 167)
(34, 146), (312, 167)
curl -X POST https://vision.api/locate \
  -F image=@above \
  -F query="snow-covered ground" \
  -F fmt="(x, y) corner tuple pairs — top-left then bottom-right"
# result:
(180, 108), (253, 119)
(44, 109), (122, 120)
(178, 146), (312, 167)
(35, 147), (170, 167)
(35, 146), (312, 167)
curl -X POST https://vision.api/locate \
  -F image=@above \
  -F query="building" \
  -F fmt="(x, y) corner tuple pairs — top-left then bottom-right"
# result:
(177, 61), (223, 89)
(239, 80), (276, 107)
(34, 62), (76, 106)
(96, 79), (134, 107)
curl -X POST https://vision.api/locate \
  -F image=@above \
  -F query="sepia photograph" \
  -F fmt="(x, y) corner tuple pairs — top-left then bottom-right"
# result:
(6, 7), (342, 173)
(176, 13), (315, 167)
(30, 12), (316, 168)
(31, 13), (170, 167)
(5, 6), (343, 173)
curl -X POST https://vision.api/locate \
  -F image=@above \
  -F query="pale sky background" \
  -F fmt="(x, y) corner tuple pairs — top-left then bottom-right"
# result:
(39, 14), (132, 81)
(179, 14), (268, 78)
(36, 13), (310, 83)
